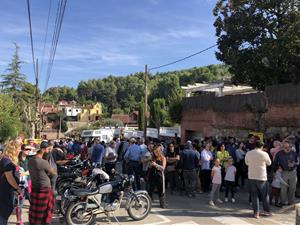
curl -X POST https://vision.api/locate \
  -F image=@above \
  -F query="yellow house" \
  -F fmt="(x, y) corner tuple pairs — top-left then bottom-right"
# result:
(78, 102), (102, 122)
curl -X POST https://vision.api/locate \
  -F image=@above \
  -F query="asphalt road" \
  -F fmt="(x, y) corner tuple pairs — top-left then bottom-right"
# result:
(9, 189), (296, 225)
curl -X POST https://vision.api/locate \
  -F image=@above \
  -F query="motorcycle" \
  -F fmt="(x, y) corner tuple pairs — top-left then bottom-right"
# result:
(59, 166), (110, 216)
(56, 159), (92, 195)
(65, 174), (152, 225)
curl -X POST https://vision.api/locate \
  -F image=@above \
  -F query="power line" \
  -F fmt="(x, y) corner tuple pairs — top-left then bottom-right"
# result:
(44, 0), (64, 91)
(26, 0), (37, 78)
(40, 0), (52, 76)
(44, 0), (67, 91)
(148, 44), (218, 71)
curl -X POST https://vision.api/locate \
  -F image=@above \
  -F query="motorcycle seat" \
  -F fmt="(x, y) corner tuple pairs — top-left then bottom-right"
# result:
(72, 188), (99, 197)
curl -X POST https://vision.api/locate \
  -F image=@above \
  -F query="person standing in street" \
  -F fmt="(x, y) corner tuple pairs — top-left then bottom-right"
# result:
(28, 143), (57, 225)
(224, 158), (236, 203)
(17, 144), (32, 224)
(124, 138), (143, 190)
(104, 140), (118, 176)
(180, 142), (199, 197)
(209, 158), (223, 206)
(245, 141), (272, 219)
(148, 146), (167, 208)
(41, 141), (58, 192)
(92, 138), (105, 166)
(235, 142), (246, 188)
(201, 143), (213, 193)
(166, 143), (180, 194)
(0, 140), (22, 225)
(273, 141), (299, 206)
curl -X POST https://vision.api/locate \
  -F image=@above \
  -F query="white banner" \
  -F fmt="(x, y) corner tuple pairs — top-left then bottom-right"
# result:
(159, 127), (181, 137)
(147, 128), (158, 138)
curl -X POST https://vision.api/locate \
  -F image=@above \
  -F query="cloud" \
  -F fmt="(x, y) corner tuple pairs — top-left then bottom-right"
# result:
(166, 29), (206, 39)
(100, 52), (139, 65)
(0, 25), (28, 35)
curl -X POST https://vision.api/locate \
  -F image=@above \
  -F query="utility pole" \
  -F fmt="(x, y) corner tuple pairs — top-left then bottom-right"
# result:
(58, 114), (62, 139)
(35, 58), (39, 139)
(144, 65), (148, 139)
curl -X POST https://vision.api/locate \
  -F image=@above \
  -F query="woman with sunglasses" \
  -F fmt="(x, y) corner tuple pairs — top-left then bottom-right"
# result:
(16, 145), (32, 225)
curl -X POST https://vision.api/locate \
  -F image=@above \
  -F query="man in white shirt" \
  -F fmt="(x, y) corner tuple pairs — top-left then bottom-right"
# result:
(200, 143), (213, 192)
(245, 141), (272, 219)
(104, 140), (118, 175)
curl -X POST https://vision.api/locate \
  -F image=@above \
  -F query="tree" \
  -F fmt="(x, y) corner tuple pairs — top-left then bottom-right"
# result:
(150, 98), (170, 132)
(138, 100), (145, 131)
(112, 108), (124, 114)
(168, 92), (183, 124)
(1, 44), (26, 98)
(0, 94), (22, 141)
(213, 0), (300, 90)
(43, 86), (77, 103)
(19, 82), (39, 138)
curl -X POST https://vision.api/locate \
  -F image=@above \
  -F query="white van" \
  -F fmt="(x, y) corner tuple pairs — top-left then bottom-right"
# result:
(81, 129), (114, 143)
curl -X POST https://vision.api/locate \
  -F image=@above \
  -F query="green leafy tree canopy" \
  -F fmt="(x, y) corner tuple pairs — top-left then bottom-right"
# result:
(0, 94), (22, 141)
(214, 0), (300, 90)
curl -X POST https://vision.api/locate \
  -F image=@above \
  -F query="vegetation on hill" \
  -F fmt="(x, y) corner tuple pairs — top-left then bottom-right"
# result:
(0, 45), (229, 141)
(43, 64), (230, 128)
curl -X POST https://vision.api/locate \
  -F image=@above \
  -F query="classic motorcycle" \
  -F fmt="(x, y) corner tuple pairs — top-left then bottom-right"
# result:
(65, 174), (152, 225)
(59, 166), (110, 216)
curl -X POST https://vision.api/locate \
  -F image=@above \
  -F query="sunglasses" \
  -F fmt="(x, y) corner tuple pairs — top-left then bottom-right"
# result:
(23, 149), (31, 151)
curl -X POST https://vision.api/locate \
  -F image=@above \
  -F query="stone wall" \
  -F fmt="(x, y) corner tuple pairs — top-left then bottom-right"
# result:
(181, 83), (300, 142)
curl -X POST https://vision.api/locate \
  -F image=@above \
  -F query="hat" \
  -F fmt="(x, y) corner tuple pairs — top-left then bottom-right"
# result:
(129, 138), (136, 143)
(40, 141), (50, 149)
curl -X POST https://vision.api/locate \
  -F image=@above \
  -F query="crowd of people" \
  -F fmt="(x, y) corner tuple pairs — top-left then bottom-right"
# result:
(0, 131), (300, 224)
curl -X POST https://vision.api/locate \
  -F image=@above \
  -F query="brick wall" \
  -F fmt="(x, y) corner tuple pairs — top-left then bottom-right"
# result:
(181, 83), (300, 142)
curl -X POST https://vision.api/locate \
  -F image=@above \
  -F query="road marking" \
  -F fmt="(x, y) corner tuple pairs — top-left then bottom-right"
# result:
(212, 216), (253, 225)
(172, 221), (198, 225)
(145, 209), (171, 225)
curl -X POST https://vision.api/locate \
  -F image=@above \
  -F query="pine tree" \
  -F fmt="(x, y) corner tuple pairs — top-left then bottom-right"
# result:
(1, 43), (26, 98)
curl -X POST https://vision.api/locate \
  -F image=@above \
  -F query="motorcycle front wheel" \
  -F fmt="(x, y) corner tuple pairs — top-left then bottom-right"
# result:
(127, 193), (152, 221)
(65, 201), (95, 225)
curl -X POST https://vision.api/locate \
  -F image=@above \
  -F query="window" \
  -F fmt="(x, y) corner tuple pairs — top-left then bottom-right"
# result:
(69, 109), (71, 112)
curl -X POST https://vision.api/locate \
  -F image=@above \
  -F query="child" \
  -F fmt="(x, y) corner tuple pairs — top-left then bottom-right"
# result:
(224, 157), (237, 203)
(271, 165), (288, 207)
(209, 158), (223, 206)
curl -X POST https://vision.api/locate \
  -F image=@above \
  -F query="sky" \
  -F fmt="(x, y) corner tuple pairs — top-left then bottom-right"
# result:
(0, 0), (220, 90)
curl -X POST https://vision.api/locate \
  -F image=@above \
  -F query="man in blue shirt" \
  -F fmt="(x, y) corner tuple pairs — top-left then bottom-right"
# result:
(71, 140), (82, 156)
(124, 138), (143, 190)
(226, 137), (237, 161)
(180, 141), (199, 197)
(92, 139), (104, 166)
